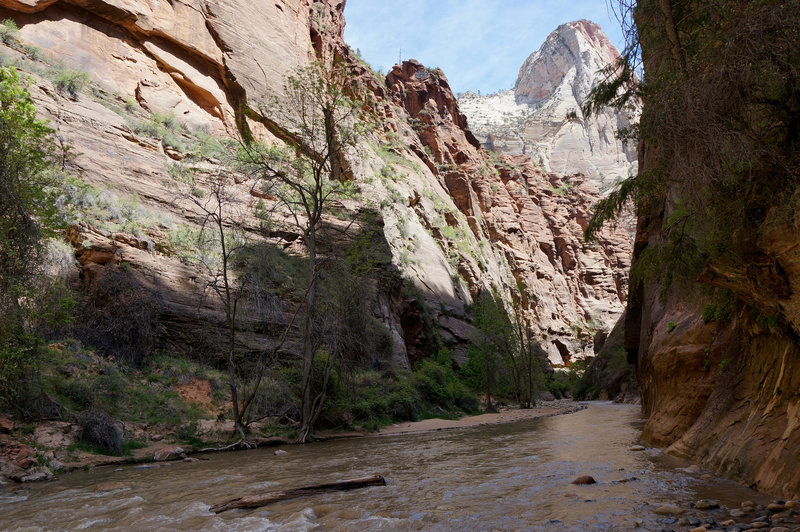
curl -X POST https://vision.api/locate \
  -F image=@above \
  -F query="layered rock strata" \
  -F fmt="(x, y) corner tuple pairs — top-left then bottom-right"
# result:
(0, 0), (630, 368)
(627, 1), (800, 498)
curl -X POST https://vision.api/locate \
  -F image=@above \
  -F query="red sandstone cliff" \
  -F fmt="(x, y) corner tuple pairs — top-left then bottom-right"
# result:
(626, 0), (800, 498)
(0, 0), (630, 368)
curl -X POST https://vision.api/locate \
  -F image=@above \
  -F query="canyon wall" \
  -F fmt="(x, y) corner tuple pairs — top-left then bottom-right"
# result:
(627, 0), (800, 498)
(0, 0), (630, 366)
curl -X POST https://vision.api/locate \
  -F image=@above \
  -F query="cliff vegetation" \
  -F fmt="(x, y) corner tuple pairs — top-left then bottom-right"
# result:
(586, 0), (800, 497)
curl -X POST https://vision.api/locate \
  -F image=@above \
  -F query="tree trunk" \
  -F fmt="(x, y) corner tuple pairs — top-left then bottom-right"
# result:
(218, 214), (246, 440)
(209, 475), (387, 514)
(298, 226), (318, 444)
(658, 0), (687, 72)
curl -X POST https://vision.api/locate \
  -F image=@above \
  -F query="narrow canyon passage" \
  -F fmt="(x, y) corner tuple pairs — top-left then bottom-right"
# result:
(0, 403), (768, 531)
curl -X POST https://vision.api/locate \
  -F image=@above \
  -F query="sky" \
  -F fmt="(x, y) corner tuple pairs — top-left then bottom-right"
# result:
(343, 0), (625, 96)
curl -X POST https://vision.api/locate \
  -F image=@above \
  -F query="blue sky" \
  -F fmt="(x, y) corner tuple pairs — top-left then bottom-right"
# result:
(343, 0), (624, 95)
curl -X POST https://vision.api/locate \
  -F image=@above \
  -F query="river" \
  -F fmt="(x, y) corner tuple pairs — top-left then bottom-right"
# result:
(0, 402), (770, 531)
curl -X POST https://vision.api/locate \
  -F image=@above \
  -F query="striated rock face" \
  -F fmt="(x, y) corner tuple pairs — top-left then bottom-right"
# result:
(459, 20), (638, 191)
(0, 1), (629, 368)
(627, 1), (800, 499)
(631, 257), (800, 498)
(386, 60), (630, 364)
(3, 0), (344, 134)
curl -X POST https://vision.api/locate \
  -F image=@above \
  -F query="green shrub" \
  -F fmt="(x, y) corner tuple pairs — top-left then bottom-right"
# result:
(23, 45), (45, 62)
(0, 19), (18, 45)
(176, 421), (203, 446)
(547, 376), (568, 399)
(79, 408), (122, 455)
(51, 64), (90, 98)
(129, 111), (187, 151)
(413, 358), (479, 414)
(702, 303), (731, 324)
(124, 96), (137, 113)
(186, 130), (228, 162)
(0, 330), (43, 414)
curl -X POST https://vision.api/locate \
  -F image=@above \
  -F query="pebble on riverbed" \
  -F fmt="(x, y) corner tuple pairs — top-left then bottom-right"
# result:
(653, 504), (682, 515)
(677, 496), (800, 532)
(570, 475), (596, 485)
(695, 499), (720, 510)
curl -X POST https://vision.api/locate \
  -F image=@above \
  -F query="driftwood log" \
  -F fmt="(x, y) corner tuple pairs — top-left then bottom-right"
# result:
(209, 474), (387, 514)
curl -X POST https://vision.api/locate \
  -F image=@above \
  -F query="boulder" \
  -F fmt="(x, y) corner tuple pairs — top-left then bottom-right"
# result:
(768, 502), (786, 512)
(20, 467), (53, 482)
(5, 443), (37, 469)
(0, 461), (27, 482)
(695, 499), (720, 510)
(153, 446), (186, 461)
(0, 415), (13, 433)
(34, 421), (81, 448)
(537, 391), (556, 402)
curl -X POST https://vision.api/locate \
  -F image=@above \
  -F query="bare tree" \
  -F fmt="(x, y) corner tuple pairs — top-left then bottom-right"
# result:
(175, 170), (296, 442)
(238, 60), (362, 443)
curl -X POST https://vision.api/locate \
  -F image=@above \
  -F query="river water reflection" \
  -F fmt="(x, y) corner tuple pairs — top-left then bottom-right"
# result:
(0, 402), (769, 531)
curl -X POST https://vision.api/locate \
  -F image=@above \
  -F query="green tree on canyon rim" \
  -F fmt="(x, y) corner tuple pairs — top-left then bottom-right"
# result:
(0, 67), (63, 411)
(238, 59), (363, 443)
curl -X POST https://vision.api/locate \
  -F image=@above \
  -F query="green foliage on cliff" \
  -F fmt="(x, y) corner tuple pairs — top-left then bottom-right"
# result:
(586, 1), (800, 292)
(51, 64), (89, 98)
(0, 67), (65, 412)
(0, 19), (19, 46)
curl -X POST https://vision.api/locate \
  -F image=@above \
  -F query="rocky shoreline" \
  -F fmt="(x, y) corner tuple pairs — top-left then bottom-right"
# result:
(640, 497), (800, 531)
(0, 400), (585, 485)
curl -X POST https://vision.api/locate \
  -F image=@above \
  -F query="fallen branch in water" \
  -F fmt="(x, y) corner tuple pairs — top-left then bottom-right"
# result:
(198, 439), (253, 453)
(209, 474), (387, 514)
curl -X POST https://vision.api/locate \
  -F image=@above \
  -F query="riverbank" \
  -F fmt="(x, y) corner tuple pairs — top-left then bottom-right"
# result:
(4, 402), (793, 531)
(375, 400), (586, 436)
(0, 400), (586, 485)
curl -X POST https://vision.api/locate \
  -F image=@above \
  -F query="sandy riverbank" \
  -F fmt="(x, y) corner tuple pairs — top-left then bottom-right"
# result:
(0, 401), (586, 484)
(375, 400), (586, 436)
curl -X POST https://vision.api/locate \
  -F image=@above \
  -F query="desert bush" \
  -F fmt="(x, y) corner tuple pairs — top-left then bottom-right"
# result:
(0, 19), (18, 45)
(414, 358), (479, 414)
(50, 64), (90, 98)
(75, 269), (162, 366)
(79, 408), (122, 455)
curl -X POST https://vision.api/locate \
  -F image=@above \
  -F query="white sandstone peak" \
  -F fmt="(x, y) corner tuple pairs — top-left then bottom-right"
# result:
(460, 19), (639, 192)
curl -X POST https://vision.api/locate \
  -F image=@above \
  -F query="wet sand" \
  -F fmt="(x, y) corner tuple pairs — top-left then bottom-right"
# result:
(375, 399), (586, 436)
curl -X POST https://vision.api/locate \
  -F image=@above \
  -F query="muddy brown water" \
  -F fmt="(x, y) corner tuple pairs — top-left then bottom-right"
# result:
(0, 402), (770, 531)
